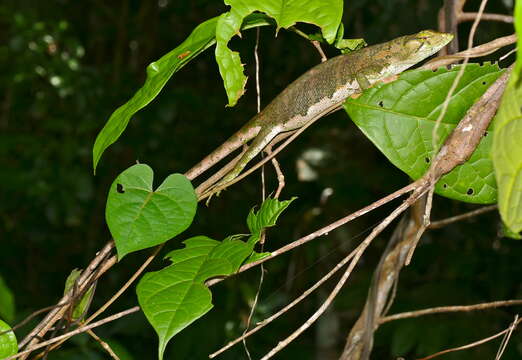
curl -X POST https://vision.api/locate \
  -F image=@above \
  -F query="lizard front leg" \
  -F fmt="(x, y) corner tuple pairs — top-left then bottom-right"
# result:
(203, 124), (283, 197)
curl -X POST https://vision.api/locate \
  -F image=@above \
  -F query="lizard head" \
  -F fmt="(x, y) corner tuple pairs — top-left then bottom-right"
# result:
(392, 30), (454, 69)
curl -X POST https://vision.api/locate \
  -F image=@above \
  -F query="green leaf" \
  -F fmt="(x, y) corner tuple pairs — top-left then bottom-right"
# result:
(63, 269), (95, 321)
(0, 320), (17, 358)
(92, 14), (273, 172)
(0, 275), (15, 323)
(246, 197), (297, 243)
(491, 1), (522, 233)
(105, 164), (197, 259)
(333, 23), (366, 53)
(136, 197), (294, 359)
(345, 64), (505, 204)
(216, 0), (343, 106)
(136, 236), (253, 360)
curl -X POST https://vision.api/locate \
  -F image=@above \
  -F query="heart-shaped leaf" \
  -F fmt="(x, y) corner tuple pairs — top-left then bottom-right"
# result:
(106, 164), (197, 259)
(0, 320), (17, 358)
(345, 63), (504, 204)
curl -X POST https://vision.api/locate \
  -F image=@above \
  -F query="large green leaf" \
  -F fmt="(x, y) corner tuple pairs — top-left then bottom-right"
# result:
(106, 164), (197, 259)
(216, 0), (343, 106)
(0, 320), (17, 359)
(136, 197), (294, 360)
(0, 275), (15, 323)
(345, 64), (505, 204)
(92, 14), (274, 172)
(492, 1), (522, 234)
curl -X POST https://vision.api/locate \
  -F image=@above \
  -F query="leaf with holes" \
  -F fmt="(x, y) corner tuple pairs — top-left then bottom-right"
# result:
(0, 320), (17, 358)
(345, 63), (505, 204)
(492, 2), (522, 234)
(92, 14), (274, 172)
(106, 164), (197, 259)
(136, 197), (294, 359)
(216, 0), (343, 106)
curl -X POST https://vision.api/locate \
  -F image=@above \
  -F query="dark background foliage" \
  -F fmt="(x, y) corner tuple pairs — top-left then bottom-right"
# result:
(0, 0), (520, 359)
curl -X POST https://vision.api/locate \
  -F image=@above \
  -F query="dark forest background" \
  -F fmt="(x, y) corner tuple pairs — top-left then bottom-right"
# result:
(0, 0), (520, 359)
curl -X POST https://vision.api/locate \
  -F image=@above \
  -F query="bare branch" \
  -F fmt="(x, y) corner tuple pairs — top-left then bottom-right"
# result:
(380, 300), (522, 324)
(417, 317), (521, 360)
(429, 204), (497, 229)
(5, 307), (140, 360)
(460, 12), (514, 23)
(86, 329), (120, 360)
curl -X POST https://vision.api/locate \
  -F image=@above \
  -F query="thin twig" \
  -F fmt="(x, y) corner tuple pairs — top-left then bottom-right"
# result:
(242, 26), (263, 360)
(417, 317), (521, 360)
(495, 315), (519, 360)
(380, 300), (522, 324)
(429, 204), (497, 229)
(460, 12), (514, 23)
(19, 240), (115, 352)
(431, 0), (489, 153)
(422, 34), (517, 70)
(86, 329), (120, 360)
(5, 307), (140, 360)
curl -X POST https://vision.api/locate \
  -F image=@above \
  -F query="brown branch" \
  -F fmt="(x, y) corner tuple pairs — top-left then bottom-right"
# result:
(86, 329), (120, 360)
(380, 300), (522, 324)
(422, 34), (517, 70)
(429, 204), (497, 229)
(417, 317), (521, 360)
(19, 240), (115, 351)
(460, 12), (514, 23)
(5, 307), (140, 360)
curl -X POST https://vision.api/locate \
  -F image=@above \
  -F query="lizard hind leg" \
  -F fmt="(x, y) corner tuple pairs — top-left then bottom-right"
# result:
(203, 125), (282, 198)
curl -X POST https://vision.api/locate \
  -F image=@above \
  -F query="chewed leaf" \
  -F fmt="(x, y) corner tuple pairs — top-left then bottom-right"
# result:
(216, 0), (343, 106)
(106, 164), (197, 259)
(345, 63), (505, 204)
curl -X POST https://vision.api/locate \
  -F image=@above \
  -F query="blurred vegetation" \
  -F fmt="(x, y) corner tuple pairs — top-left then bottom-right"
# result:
(0, 0), (520, 359)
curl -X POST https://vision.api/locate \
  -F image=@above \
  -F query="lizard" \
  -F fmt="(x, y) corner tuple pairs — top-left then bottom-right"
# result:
(185, 30), (453, 196)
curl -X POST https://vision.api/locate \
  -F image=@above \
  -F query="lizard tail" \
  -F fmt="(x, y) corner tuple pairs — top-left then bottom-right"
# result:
(184, 119), (261, 181)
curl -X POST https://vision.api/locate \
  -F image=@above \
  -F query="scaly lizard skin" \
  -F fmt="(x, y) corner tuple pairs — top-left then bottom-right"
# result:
(185, 30), (453, 195)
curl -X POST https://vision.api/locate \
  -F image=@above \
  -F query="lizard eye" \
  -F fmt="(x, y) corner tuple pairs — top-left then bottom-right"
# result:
(405, 39), (424, 52)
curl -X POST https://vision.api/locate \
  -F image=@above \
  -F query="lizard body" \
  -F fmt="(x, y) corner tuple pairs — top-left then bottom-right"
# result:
(185, 30), (453, 194)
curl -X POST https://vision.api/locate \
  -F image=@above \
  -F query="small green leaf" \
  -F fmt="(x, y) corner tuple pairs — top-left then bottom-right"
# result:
(0, 275), (15, 323)
(492, 1), (522, 233)
(137, 236), (253, 360)
(216, 0), (343, 106)
(345, 64), (505, 204)
(63, 269), (95, 321)
(246, 197), (297, 243)
(334, 23), (366, 53)
(0, 320), (17, 358)
(106, 164), (197, 259)
(92, 14), (273, 172)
